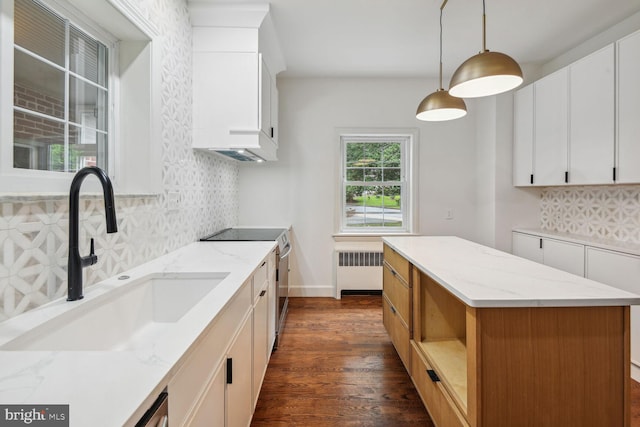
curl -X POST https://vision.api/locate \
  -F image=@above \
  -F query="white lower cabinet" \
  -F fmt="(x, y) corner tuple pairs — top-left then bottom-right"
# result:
(586, 247), (640, 380)
(513, 230), (640, 381)
(252, 277), (269, 408)
(227, 316), (253, 427)
(186, 361), (225, 427)
(512, 232), (584, 276)
(512, 232), (543, 263)
(168, 252), (275, 427)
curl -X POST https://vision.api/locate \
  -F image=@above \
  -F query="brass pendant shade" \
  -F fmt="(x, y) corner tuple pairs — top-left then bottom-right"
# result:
(416, 0), (467, 122)
(449, 0), (523, 98)
(449, 50), (523, 98)
(416, 89), (467, 121)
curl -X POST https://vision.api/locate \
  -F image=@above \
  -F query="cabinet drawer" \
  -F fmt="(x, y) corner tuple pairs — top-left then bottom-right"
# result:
(411, 342), (469, 427)
(383, 264), (411, 326)
(383, 295), (411, 374)
(383, 244), (410, 284)
(253, 257), (268, 301)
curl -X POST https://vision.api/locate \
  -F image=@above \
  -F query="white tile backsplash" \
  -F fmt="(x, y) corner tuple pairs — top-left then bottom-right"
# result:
(541, 185), (640, 244)
(0, 0), (239, 320)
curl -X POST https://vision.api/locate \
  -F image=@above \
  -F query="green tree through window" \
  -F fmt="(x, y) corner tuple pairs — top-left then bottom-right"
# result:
(342, 134), (411, 232)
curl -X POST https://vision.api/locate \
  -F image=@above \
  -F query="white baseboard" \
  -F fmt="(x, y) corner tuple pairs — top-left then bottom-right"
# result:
(288, 285), (335, 298)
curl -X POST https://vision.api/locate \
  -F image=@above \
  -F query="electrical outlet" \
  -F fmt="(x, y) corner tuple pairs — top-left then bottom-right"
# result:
(445, 209), (454, 220)
(168, 191), (180, 211)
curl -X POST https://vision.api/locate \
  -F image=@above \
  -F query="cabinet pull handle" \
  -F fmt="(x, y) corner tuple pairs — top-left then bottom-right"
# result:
(261, 261), (266, 267)
(390, 305), (396, 315)
(613, 167), (617, 182)
(226, 358), (233, 384)
(260, 290), (266, 297)
(539, 238), (543, 249)
(270, 127), (274, 138)
(530, 174), (534, 185)
(427, 369), (440, 382)
(565, 171), (569, 183)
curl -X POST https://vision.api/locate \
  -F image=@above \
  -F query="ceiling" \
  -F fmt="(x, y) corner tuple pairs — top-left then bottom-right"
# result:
(192, 0), (640, 78)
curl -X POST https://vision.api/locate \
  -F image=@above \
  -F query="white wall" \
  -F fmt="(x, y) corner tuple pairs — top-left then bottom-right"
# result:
(543, 10), (640, 75)
(239, 77), (479, 296)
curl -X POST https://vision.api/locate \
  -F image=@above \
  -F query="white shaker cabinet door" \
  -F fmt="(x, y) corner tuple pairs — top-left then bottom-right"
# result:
(252, 280), (269, 409)
(512, 232), (584, 277)
(569, 44), (615, 185)
(186, 362), (226, 427)
(512, 232), (543, 263)
(513, 84), (534, 186)
(226, 314), (253, 427)
(586, 247), (640, 380)
(542, 238), (585, 277)
(617, 29), (640, 183)
(534, 68), (568, 186)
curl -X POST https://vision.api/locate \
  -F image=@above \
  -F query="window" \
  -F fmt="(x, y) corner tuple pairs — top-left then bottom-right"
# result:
(340, 132), (415, 233)
(13, 0), (110, 173)
(0, 0), (162, 193)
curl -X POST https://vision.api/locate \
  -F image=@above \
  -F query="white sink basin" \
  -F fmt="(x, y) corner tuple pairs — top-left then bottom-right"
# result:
(0, 272), (229, 351)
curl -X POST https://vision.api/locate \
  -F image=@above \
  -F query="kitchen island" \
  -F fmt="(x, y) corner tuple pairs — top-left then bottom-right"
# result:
(382, 236), (640, 427)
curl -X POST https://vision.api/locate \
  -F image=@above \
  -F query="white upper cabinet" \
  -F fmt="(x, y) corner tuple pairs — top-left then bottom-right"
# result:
(189, 4), (285, 162)
(513, 84), (534, 186)
(569, 44), (615, 184)
(260, 57), (278, 146)
(512, 34), (640, 186)
(617, 30), (640, 183)
(534, 68), (569, 186)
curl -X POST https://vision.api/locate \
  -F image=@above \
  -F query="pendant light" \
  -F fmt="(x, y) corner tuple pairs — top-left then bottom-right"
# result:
(416, 0), (466, 122)
(449, 0), (523, 98)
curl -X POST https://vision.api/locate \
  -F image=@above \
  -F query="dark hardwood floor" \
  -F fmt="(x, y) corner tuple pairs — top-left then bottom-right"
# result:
(252, 296), (640, 427)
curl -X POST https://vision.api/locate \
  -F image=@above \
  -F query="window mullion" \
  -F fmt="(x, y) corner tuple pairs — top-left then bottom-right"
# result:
(63, 17), (70, 172)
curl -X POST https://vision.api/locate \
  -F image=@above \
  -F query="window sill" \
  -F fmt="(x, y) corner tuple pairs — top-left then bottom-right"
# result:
(333, 232), (418, 241)
(0, 192), (160, 203)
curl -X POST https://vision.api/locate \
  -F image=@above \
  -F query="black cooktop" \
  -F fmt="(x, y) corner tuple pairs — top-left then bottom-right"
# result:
(200, 228), (286, 242)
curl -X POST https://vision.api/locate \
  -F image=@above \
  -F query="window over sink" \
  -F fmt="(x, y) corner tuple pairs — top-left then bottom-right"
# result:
(0, 0), (162, 194)
(13, 0), (112, 173)
(339, 131), (416, 234)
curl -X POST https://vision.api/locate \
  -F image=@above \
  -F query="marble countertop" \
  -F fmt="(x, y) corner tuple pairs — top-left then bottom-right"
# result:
(383, 236), (640, 308)
(0, 241), (276, 426)
(513, 228), (640, 257)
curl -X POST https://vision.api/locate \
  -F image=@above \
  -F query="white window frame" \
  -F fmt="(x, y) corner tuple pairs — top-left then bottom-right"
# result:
(12, 0), (116, 174)
(338, 129), (418, 235)
(0, 0), (162, 194)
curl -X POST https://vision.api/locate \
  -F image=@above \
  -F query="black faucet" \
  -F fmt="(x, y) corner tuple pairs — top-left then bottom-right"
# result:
(67, 166), (118, 301)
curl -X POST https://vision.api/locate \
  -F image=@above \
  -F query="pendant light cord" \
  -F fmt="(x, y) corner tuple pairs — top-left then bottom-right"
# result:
(438, 0), (448, 90)
(482, 0), (487, 52)
(439, 5), (443, 89)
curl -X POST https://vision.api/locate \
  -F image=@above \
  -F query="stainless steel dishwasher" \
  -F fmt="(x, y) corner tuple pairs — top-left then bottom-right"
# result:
(135, 392), (168, 427)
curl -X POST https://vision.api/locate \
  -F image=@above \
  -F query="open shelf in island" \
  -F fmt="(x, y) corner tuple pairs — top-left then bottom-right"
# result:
(417, 339), (467, 414)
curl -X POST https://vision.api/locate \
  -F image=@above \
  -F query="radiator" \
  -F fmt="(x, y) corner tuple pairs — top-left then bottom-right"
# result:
(335, 244), (383, 298)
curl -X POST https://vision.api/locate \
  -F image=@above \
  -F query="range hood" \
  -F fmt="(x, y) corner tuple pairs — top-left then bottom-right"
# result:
(214, 149), (265, 162)
(190, 3), (285, 163)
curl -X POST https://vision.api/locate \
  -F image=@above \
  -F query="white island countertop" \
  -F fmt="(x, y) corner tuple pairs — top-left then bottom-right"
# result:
(383, 236), (640, 308)
(0, 241), (276, 427)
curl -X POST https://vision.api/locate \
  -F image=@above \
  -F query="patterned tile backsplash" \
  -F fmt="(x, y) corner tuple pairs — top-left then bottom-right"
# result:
(541, 185), (640, 244)
(0, 0), (239, 320)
